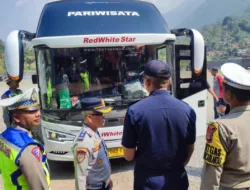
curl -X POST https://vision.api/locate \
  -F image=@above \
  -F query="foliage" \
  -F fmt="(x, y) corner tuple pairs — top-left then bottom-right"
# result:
(0, 41), (35, 74)
(0, 39), (5, 74)
(23, 41), (35, 70)
(201, 7), (250, 59)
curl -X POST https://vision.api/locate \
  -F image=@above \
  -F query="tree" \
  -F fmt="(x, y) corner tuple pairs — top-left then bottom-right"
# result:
(240, 41), (247, 49)
(232, 48), (239, 56)
(238, 19), (250, 32)
(0, 39), (4, 54)
(222, 16), (233, 26)
(0, 39), (5, 73)
(23, 42), (35, 71)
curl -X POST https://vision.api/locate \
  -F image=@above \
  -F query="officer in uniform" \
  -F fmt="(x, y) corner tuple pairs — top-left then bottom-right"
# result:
(200, 63), (250, 190)
(0, 87), (51, 190)
(79, 59), (90, 92)
(72, 97), (113, 190)
(1, 79), (23, 99)
(1, 79), (23, 127)
(122, 60), (197, 190)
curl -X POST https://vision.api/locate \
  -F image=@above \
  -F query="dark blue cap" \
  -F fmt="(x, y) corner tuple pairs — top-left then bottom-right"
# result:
(142, 60), (171, 79)
(80, 97), (112, 113)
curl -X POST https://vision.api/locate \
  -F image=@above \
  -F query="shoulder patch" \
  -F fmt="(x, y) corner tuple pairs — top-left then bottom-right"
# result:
(206, 123), (217, 143)
(0, 140), (11, 157)
(203, 122), (226, 167)
(31, 147), (41, 162)
(76, 147), (88, 164)
(77, 131), (87, 141)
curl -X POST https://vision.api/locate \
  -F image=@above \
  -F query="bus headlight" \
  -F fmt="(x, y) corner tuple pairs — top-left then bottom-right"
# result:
(44, 129), (75, 142)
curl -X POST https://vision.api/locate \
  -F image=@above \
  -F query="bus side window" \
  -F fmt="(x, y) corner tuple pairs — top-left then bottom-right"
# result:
(180, 60), (192, 79)
(157, 47), (166, 62)
(157, 46), (173, 95)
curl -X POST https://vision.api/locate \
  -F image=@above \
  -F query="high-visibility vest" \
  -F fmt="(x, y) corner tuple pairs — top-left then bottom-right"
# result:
(0, 127), (51, 190)
(47, 79), (52, 106)
(80, 72), (90, 90)
(1, 89), (23, 99)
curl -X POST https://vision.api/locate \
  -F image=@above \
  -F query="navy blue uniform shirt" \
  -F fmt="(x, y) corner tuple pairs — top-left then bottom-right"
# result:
(122, 90), (196, 173)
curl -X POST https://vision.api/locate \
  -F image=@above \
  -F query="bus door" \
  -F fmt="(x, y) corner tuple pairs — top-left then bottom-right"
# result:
(172, 29), (208, 136)
(175, 44), (207, 100)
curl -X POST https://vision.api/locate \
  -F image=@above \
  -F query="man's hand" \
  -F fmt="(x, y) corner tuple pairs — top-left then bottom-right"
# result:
(215, 96), (219, 102)
(108, 179), (113, 190)
(184, 144), (195, 166)
(123, 147), (136, 161)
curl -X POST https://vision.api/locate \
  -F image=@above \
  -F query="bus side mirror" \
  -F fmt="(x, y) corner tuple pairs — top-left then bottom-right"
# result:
(4, 30), (25, 82)
(32, 74), (38, 84)
(170, 28), (205, 76)
(189, 29), (205, 76)
(4, 30), (35, 82)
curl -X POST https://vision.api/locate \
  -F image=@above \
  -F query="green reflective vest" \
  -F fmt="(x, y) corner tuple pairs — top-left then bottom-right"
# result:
(80, 72), (90, 91)
(47, 79), (52, 106)
(0, 128), (51, 190)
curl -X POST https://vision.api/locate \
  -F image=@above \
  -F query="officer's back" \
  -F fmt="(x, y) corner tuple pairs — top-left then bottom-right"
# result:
(122, 60), (196, 190)
(130, 89), (195, 171)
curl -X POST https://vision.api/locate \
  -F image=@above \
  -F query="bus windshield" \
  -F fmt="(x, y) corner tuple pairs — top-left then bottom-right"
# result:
(36, 45), (170, 110)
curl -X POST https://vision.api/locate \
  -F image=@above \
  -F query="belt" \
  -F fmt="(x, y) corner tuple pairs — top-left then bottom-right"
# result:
(87, 179), (110, 190)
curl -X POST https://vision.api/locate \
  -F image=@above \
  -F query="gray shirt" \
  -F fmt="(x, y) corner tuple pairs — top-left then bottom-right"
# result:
(72, 124), (111, 190)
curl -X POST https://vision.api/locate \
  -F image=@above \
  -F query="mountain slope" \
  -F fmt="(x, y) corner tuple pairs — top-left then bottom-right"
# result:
(163, 0), (206, 29)
(177, 0), (250, 29)
(200, 8), (250, 59)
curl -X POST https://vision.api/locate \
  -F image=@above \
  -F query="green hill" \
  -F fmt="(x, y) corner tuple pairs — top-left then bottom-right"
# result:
(201, 8), (250, 58)
(177, 0), (250, 29)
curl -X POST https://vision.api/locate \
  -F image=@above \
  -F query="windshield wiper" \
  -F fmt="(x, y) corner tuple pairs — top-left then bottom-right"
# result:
(59, 100), (81, 120)
(58, 95), (141, 120)
(102, 94), (141, 106)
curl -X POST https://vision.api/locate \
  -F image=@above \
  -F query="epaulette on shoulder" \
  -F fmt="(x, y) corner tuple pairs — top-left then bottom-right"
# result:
(76, 130), (87, 141)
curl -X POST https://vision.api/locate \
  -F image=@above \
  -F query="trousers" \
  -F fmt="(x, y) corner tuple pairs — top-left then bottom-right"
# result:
(134, 170), (189, 190)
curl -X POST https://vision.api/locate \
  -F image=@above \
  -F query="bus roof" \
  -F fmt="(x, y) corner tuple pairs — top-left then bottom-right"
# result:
(36, 0), (170, 38)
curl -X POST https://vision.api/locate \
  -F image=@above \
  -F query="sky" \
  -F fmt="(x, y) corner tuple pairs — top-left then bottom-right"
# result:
(0, 0), (185, 40)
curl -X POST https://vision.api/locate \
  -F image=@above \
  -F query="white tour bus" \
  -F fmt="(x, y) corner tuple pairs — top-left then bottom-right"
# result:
(4, 0), (207, 161)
